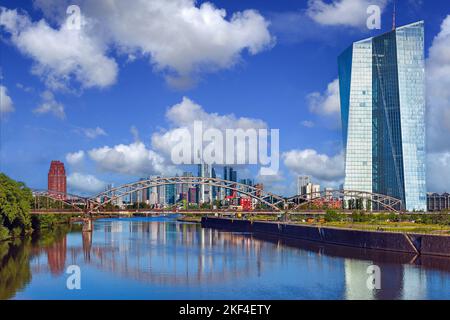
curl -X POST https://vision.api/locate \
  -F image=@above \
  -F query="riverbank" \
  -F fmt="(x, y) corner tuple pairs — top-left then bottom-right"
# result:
(201, 217), (450, 257)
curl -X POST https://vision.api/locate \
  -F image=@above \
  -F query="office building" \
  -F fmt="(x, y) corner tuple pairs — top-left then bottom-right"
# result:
(198, 163), (212, 203)
(302, 183), (321, 200)
(339, 21), (426, 211)
(48, 160), (67, 196)
(297, 176), (311, 196)
(165, 183), (176, 205)
(427, 193), (450, 212)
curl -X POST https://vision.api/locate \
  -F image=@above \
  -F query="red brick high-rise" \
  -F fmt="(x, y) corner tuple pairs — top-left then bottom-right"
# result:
(48, 160), (67, 196)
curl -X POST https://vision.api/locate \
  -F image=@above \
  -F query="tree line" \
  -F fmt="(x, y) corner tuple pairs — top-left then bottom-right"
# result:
(0, 173), (33, 241)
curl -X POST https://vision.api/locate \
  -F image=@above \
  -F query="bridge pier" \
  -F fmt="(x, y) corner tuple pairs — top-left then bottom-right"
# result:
(82, 218), (93, 232)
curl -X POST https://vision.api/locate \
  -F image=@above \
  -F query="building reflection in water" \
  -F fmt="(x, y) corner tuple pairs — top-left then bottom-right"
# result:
(3, 218), (449, 300)
(46, 237), (66, 275)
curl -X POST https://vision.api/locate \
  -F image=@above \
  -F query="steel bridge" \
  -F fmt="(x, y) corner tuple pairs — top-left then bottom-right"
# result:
(31, 176), (403, 214)
(286, 189), (402, 213)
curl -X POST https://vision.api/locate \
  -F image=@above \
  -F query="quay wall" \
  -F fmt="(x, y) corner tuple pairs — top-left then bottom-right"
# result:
(201, 217), (450, 257)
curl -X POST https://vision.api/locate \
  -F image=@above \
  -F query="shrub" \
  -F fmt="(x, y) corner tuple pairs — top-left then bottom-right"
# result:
(0, 225), (10, 241)
(324, 210), (340, 222)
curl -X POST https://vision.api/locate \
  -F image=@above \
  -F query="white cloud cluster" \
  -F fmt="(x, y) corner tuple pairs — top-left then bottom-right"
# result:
(80, 126), (107, 139)
(0, 7), (118, 90)
(306, 0), (387, 28)
(67, 172), (107, 194)
(88, 141), (170, 176)
(427, 15), (450, 154)
(2, 1), (273, 89)
(307, 78), (340, 116)
(283, 149), (344, 185)
(0, 85), (14, 114)
(66, 150), (85, 166)
(88, 0), (273, 79)
(65, 97), (269, 178)
(33, 90), (65, 119)
(426, 15), (450, 192)
(152, 96), (268, 160)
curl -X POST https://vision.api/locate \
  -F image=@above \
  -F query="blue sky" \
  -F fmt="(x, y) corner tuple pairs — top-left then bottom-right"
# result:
(1, 0), (449, 196)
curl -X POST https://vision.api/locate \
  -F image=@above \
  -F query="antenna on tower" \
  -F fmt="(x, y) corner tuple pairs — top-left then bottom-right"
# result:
(392, 0), (396, 30)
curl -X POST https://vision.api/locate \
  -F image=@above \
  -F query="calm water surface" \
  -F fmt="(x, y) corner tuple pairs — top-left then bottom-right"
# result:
(1, 216), (449, 300)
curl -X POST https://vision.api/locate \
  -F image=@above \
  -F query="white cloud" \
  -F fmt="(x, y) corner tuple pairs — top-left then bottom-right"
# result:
(33, 90), (65, 119)
(67, 172), (107, 194)
(152, 96), (268, 161)
(0, 7), (118, 90)
(83, 0), (273, 81)
(19, 0), (274, 88)
(283, 149), (344, 184)
(81, 126), (107, 139)
(16, 82), (34, 93)
(0, 85), (14, 114)
(306, 0), (387, 28)
(301, 120), (315, 128)
(66, 96), (269, 178)
(66, 150), (85, 166)
(308, 78), (340, 116)
(88, 141), (172, 176)
(427, 15), (450, 154)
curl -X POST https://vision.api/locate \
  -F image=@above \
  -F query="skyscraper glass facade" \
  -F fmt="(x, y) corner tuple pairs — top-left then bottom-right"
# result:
(339, 21), (426, 211)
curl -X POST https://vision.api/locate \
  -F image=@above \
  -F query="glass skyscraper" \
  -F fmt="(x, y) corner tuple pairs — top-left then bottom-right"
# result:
(338, 21), (426, 212)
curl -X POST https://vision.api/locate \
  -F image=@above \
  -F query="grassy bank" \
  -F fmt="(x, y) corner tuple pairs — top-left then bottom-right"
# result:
(239, 211), (450, 235)
(286, 211), (450, 235)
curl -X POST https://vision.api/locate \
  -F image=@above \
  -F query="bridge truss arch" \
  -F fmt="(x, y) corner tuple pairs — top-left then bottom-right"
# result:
(31, 190), (93, 213)
(90, 176), (286, 212)
(286, 189), (402, 213)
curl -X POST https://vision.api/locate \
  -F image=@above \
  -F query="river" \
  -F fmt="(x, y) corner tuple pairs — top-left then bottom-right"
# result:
(0, 215), (449, 300)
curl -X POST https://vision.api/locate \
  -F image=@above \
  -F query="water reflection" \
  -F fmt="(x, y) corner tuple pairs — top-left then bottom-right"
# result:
(0, 217), (449, 300)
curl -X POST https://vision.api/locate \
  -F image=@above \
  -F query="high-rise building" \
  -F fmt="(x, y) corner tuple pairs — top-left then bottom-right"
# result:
(197, 163), (212, 203)
(181, 171), (193, 201)
(338, 21), (426, 211)
(48, 161), (67, 196)
(223, 166), (237, 197)
(297, 176), (311, 196)
(188, 187), (198, 204)
(302, 183), (321, 200)
(211, 167), (217, 201)
(165, 183), (176, 205)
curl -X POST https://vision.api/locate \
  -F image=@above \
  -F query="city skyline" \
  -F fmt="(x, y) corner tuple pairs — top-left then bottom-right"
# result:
(1, 0), (449, 198)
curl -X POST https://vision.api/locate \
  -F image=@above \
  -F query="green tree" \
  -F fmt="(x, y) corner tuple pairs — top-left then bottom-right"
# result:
(0, 173), (32, 237)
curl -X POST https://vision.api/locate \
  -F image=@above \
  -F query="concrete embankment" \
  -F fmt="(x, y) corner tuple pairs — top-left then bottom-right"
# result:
(201, 217), (450, 257)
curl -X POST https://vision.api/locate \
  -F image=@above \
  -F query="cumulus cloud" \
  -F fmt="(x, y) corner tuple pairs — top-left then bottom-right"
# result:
(10, 0), (274, 89)
(306, 0), (388, 28)
(152, 96), (268, 162)
(307, 78), (340, 116)
(88, 141), (171, 176)
(0, 85), (14, 114)
(66, 150), (85, 166)
(65, 96), (271, 178)
(283, 149), (344, 185)
(16, 82), (34, 93)
(426, 15), (450, 192)
(427, 15), (450, 154)
(0, 7), (118, 90)
(301, 120), (315, 128)
(67, 172), (107, 194)
(33, 90), (65, 119)
(78, 126), (107, 139)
